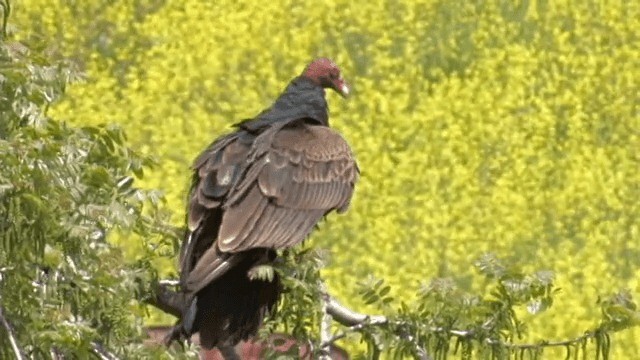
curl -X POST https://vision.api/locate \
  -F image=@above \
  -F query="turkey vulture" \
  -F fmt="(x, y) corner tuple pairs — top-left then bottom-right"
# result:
(169, 58), (358, 350)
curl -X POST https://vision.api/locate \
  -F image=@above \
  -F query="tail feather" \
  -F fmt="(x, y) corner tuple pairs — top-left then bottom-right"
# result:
(195, 253), (281, 349)
(167, 249), (282, 350)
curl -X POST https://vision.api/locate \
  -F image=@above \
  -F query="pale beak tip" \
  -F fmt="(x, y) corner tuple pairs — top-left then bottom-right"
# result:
(340, 83), (350, 97)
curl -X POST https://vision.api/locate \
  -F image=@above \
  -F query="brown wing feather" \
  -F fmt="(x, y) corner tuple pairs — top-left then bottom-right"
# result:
(181, 123), (357, 291)
(179, 132), (250, 285)
(216, 124), (358, 253)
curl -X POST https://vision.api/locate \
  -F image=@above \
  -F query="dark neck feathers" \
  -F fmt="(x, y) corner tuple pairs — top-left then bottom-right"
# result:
(235, 77), (329, 132)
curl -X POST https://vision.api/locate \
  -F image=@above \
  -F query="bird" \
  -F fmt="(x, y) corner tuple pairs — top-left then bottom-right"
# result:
(167, 58), (359, 350)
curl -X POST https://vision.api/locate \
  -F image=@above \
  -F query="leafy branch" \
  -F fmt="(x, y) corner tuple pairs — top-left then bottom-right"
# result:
(146, 252), (638, 359)
(0, 16), (178, 357)
(0, 303), (121, 360)
(321, 296), (614, 360)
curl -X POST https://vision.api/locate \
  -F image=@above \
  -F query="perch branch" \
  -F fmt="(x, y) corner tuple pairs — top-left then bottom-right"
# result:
(144, 281), (184, 318)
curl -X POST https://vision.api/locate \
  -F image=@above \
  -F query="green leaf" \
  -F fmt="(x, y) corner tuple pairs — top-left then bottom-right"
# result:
(248, 264), (276, 282)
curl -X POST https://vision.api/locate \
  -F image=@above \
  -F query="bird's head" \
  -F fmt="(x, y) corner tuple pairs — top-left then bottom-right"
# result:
(302, 58), (350, 98)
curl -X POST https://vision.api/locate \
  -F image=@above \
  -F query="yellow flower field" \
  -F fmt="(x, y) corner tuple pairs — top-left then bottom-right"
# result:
(14, 0), (639, 357)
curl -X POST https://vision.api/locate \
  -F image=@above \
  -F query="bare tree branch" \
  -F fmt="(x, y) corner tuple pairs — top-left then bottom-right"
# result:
(144, 281), (185, 318)
(325, 295), (386, 326)
(159, 279), (180, 287)
(0, 304), (25, 360)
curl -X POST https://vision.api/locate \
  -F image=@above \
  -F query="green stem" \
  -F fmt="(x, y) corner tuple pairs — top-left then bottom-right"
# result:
(0, 0), (9, 39)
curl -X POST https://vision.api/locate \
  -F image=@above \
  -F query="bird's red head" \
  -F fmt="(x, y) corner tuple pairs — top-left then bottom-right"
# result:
(302, 58), (350, 98)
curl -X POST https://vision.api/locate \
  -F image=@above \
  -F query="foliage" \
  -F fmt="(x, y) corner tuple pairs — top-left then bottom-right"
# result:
(259, 248), (328, 359)
(0, 5), (179, 357)
(353, 254), (635, 359)
(259, 252), (638, 359)
(8, 0), (640, 358)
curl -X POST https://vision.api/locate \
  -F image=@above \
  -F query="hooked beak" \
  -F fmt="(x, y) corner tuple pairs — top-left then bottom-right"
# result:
(337, 79), (350, 98)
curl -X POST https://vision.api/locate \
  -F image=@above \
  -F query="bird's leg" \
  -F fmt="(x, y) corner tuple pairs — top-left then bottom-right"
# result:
(162, 320), (190, 348)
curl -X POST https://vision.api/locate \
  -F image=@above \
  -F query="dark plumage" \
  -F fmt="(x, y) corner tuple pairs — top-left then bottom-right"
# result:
(170, 58), (358, 350)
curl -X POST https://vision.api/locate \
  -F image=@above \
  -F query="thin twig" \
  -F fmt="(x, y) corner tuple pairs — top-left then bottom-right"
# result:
(426, 323), (607, 350)
(484, 330), (603, 350)
(0, 304), (25, 360)
(158, 279), (180, 287)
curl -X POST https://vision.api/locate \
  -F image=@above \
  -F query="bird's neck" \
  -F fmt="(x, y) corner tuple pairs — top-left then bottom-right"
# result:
(235, 77), (329, 132)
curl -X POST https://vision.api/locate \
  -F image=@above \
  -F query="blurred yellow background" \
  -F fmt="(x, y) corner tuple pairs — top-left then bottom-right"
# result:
(14, 0), (639, 357)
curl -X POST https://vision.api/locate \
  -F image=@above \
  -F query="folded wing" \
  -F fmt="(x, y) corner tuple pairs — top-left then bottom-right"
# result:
(182, 123), (358, 293)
